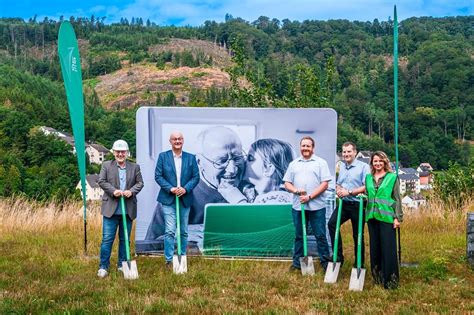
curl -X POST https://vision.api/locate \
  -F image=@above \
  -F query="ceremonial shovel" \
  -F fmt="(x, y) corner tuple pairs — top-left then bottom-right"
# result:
(300, 195), (315, 276)
(120, 196), (139, 280)
(349, 195), (366, 291)
(173, 196), (187, 274)
(324, 198), (343, 283)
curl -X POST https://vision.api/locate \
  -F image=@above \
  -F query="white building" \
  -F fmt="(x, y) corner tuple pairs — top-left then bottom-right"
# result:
(76, 174), (103, 201)
(39, 126), (76, 154)
(86, 143), (109, 164)
(399, 173), (421, 195)
(402, 194), (426, 209)
(356, 151), (372, 159)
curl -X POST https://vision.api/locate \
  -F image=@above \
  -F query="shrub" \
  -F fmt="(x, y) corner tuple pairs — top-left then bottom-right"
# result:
(433, 162), (474, 211)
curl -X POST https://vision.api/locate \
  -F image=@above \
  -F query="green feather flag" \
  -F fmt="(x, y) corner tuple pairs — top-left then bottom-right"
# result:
(58, 21), (88, 253)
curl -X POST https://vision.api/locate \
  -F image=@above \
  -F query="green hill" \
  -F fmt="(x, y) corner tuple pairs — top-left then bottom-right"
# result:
(0, 15), (472, 200)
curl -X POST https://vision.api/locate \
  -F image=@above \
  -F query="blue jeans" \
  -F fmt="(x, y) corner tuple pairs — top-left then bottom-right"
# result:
(292, 208), (330, 269)
(162, 204), (190, 262)
(99, 215), (132, 270)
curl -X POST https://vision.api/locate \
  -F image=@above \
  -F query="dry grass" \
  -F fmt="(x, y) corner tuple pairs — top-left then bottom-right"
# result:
(0, 197), (101, 233)
(0, 196), (473, 313)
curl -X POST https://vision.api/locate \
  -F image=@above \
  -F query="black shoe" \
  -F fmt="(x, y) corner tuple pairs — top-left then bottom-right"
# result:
(321, 262), (328, 272)
(289, 265), (301, 272)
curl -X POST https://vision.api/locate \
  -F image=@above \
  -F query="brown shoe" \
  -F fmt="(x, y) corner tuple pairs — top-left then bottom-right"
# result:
(165, 261), (172, 270)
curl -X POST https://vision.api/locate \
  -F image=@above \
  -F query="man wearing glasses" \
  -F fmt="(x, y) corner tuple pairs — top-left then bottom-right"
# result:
(190, 126), (247, 224)
(97, 139), (144, 278)
(155, 131), (200, 268)
(145, 126), (246, 254)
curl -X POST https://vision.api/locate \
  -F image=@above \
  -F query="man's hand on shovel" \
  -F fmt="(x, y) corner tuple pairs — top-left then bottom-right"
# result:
(171, 187), (186, 197)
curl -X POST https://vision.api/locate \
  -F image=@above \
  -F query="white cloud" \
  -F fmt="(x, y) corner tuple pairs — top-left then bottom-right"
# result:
(81, 0), (473, 25)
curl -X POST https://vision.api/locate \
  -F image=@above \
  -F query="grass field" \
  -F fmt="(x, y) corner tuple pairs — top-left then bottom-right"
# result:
(0, 197), (473, 313)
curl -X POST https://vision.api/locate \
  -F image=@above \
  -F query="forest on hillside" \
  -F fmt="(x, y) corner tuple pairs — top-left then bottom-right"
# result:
(0, 15), (472, 200)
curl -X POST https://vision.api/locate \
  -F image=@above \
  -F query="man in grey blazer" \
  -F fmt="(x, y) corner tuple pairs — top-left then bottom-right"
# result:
(97, 139), (144, 278)
(155, 131), (200, 268)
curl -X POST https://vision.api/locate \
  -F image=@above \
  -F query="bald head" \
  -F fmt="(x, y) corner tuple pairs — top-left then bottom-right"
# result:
(197, 126), (242, 153)
(169, 131), (184, 154)
(196, 126), (244, 189)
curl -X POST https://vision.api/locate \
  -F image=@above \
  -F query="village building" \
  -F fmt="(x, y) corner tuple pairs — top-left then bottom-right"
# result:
(86, 143), (109, 164)
(76, 174), (103, 201)
(40, 126), (110, 164)
(402, 194), (426, 209)
(399, 173), (421, 195)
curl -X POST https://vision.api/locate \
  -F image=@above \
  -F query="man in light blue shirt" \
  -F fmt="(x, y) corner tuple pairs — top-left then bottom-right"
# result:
(328, 142), (369, 267)
(97, 140), (144, 278)
(284, 136), (332, 271)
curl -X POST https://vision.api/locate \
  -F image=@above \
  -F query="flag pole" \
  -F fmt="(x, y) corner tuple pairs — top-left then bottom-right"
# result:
(58, 21), (88, 254)
(393, 5), (402, 266)
(393, 5), (399, 174)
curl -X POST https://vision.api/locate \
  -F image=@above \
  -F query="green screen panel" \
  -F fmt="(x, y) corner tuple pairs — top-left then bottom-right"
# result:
(203, 203), (294, 257)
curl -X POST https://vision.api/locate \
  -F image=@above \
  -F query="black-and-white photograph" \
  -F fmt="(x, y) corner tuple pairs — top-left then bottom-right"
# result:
(135, 107), (338, 256)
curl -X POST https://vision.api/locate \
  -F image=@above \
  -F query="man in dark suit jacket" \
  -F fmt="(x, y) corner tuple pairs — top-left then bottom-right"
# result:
(155, 131), (200, 267)
(97, 139), (144, 278)
(144, 126), (245, 253)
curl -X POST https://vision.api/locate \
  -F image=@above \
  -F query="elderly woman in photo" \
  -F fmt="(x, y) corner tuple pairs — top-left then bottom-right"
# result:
(243, 138), (294, 203)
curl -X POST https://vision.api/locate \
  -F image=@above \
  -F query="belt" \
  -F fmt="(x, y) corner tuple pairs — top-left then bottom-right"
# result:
(343, 200), (361, 205)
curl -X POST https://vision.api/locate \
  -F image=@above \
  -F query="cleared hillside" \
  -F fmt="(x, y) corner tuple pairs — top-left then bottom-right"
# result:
(94, 64), (232, 109)
(148, 38), (233, 69)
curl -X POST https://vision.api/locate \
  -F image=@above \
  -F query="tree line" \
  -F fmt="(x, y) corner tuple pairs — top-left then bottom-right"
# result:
(0, 15), (472, 201)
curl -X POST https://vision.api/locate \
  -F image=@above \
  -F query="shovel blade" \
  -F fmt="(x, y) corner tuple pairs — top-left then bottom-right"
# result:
(349, 268), (366, 291)
(324, 262), (341, 283)
(299, 256), (315, 276)
(122, 260), (139, 280)
(173, 255), (187, 274)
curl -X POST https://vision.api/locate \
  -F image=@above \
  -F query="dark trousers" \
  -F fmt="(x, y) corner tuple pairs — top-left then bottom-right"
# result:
(327, 201), (365, 267)
(291, 208), (330, 269)
(367, 219), (399, 289)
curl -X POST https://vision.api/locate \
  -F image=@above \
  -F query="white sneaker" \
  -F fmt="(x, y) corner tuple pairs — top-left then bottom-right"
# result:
(97, 268), (108, 278)
(118, 267), (123, 273)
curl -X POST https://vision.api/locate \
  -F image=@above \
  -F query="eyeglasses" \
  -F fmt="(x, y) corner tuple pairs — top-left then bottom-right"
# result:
(170, 137), (183, 142)
(201, 151), (246, 170)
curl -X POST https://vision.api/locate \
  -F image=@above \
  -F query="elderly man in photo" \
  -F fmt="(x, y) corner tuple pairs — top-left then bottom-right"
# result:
(155, 131), (200, 268)
(284, 136), (332, 272)
(328, 142), (370, 268)
(190, 126), (247, 223)
(97, 139), (144, 278)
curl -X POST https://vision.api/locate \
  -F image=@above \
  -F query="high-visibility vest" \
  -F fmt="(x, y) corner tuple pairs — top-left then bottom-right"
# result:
(365, 172), (397, 224)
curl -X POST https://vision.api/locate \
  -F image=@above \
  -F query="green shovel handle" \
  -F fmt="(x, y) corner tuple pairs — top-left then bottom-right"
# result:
(333, 198), (343, 263)
(356, 195), (365, 270)
(175, 195), (181, 255)
(120, 196), (131, 261)
(301, 202), (308, 257)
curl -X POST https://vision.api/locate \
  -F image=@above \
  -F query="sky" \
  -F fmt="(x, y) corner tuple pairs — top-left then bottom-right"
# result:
(0, 0), (472, 26)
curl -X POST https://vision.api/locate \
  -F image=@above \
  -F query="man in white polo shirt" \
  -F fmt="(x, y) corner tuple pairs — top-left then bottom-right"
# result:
(284, 136), (332, 271)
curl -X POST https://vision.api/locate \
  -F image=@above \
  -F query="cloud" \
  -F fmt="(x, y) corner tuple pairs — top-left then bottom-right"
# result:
(20, 0), (474, 26)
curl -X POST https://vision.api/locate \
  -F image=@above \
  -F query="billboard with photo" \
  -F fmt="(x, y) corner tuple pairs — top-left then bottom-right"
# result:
(135, 107), (338, 257)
